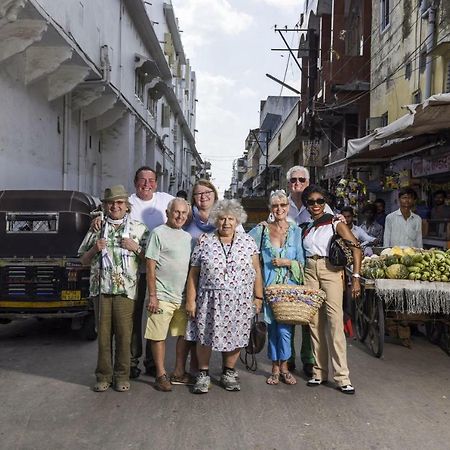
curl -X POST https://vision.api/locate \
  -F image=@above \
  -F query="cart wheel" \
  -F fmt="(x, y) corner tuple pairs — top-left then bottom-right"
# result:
(367, 291), (384, 358)
(425, 321), (442, 345)
(79, 312), (97, 341)
(355, 292), (368, 342)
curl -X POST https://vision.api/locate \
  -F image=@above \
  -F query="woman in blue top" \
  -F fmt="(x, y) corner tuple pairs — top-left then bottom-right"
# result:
(249, 190), (305, 385)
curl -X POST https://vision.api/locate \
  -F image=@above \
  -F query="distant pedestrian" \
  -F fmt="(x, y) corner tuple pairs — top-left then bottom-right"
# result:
(341, 206), (377, 255)
(176, 190), (189, 201)
(430, 190), (450, 220)
(360, 203), (384, 247)
(144, 198), (193, 392)
(79, 185), (149, 393)
(374, 198), (387, 228)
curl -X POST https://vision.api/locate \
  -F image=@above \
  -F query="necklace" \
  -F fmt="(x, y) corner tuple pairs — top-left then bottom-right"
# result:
(218, 232), (235, 282)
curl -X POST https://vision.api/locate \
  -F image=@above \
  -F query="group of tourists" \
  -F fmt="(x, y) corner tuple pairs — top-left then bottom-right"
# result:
(80, 164), (401, 396)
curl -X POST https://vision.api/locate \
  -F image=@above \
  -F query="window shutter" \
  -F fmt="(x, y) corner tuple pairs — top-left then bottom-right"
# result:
(446, 61), (450, 93)
(161, 104), (170, 128)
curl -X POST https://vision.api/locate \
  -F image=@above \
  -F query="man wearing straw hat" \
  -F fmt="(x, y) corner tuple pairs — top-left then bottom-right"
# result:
(79, 185), (149, 392)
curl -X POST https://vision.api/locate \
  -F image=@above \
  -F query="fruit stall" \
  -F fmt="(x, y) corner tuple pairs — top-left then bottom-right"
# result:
(352, 246), (450, 358)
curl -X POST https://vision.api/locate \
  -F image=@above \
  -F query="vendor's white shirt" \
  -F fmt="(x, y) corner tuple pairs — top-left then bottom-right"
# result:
(303, 222), (335, 257)
(288, 195), (334, 225)
(383, 209), (423, 248)
(129, 192), (174, 232)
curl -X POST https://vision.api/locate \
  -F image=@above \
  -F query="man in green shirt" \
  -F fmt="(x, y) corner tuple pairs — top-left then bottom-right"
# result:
(144, 198), (193, 392)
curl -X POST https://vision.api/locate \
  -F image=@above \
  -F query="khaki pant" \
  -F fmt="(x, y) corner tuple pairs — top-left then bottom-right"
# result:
(304, 258), (351, 386)
(94, 294), (134, 383)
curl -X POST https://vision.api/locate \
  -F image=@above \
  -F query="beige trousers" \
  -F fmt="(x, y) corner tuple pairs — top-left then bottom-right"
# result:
(304, 258), (351, 386)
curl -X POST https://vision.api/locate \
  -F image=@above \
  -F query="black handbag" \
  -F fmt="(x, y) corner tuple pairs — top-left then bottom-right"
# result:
(246, 315), (267, 355)
(328, 222), (355, 267)
(241, 315), (267, 371)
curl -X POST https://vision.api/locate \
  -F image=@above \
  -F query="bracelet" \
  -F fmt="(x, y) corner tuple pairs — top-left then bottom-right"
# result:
(352, 273), (361, 279)
(254, 296), (263, 300)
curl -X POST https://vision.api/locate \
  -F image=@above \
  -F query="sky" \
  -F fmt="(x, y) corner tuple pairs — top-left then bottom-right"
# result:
(171, 0), (305, 195)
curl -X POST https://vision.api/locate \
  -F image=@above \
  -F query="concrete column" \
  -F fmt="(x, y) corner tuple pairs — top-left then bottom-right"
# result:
(101, 112), (135, 193)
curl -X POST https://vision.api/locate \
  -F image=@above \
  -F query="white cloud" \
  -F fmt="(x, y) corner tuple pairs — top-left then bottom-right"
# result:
(238, 86), (258, 98)
(174, 0), (253, 54)
(257, 0), (302, 7)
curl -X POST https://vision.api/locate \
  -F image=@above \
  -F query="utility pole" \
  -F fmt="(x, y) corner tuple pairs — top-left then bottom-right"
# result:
(307, 29), (318, 183)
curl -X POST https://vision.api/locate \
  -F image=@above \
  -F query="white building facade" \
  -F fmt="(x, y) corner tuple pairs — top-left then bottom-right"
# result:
(0, 0), (202, 197)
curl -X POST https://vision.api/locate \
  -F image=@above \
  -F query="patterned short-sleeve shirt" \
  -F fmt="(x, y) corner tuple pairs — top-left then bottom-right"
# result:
(78, 219), (149, 300)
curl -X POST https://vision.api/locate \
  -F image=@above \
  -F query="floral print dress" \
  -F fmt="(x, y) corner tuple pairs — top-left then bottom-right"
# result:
(185, 232), (258, 352)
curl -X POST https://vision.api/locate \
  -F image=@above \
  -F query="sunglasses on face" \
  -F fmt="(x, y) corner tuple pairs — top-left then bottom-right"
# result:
(290, 177), (307, 184)
(306, 198), (326, 206)
(271, 203), (289, 209)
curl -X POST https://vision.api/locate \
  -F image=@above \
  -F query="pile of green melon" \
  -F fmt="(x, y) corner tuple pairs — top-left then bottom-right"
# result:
(361, 247), (450, 282)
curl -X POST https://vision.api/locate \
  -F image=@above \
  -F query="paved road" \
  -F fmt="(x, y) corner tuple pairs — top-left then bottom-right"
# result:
(0, 318), (449, 450)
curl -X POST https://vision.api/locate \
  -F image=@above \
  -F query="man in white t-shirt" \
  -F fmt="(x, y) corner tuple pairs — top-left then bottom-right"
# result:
(287, 165), (334, 226)
(129, 167), (174, 378)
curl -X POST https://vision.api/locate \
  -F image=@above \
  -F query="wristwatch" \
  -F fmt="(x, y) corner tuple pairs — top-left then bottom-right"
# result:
(134, 246), (142, 255)
(352, 273), (361, 279)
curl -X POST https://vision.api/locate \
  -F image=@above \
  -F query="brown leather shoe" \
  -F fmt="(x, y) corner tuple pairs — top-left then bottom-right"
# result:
(155, 374), (172, 392)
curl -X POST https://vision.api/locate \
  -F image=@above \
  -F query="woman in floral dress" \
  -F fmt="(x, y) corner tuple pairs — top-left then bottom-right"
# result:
(185, 199), (264, 394)
(249, 190), (305, 386)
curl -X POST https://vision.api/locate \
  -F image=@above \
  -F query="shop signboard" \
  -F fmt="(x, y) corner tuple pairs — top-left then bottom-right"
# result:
(411, 153), (450, 177)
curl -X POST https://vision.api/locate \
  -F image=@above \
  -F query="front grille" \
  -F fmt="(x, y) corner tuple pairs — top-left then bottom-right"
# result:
(1, 265), (61, 300)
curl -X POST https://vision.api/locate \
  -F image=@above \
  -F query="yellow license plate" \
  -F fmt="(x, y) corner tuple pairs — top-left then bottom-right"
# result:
(61, 290), (81, 301)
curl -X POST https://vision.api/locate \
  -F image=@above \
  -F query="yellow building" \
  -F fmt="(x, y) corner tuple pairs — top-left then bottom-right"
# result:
(370, 0), (450, 124)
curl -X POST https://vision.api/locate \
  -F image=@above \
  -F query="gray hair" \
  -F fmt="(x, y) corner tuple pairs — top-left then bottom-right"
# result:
(286, 165), (310, 181)
(209, 199), (247, 226)
(167, 197), (191, 213)
(269, 189), (289, 207)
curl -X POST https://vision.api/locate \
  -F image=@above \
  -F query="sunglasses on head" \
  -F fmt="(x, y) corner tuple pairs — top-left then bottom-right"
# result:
(290, 177), (307, 184)
(307, 198), (326, 206)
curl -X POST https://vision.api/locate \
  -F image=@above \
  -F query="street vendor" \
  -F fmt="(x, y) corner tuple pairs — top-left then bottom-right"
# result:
(79, 185), (149, 393)
(430, 190), (450, 220)
(341, 206), (377, 255)
(384, 187), (422, 248)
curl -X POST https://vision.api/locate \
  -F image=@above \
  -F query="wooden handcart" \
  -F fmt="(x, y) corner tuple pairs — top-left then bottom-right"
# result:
(347, 268), (450, 358)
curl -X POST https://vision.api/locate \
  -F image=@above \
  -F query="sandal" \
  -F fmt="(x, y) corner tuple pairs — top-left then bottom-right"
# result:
(266, 373), (280, 385)
(93, 381), (110, 392)
(114, 381), (130, 392)
(280, 372), (297, 385)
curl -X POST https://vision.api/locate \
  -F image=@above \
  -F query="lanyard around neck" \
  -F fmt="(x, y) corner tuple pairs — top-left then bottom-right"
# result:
(218, 233), (235, 261)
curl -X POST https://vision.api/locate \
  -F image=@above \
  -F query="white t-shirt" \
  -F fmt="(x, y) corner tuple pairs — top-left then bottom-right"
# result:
(129, 192), (174, 232)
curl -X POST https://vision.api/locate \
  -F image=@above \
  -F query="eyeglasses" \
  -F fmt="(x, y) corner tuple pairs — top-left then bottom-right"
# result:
(193, 190), (214, 198)
(290, 177), (307, 184)
(306, 198), (326, 206)
(271, 203), (289, 209)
